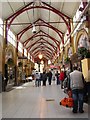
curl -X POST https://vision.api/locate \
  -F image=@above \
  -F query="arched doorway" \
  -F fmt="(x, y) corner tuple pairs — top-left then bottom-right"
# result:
(5, 45), (15, 91)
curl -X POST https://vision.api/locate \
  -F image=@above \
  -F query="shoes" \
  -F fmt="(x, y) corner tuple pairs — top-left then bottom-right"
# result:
(72, 110), (77, 113)
(72, 109), (84, 113)
(79, 110), (84, 113)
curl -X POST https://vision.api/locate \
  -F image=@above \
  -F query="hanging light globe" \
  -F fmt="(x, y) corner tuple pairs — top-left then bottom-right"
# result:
(38, 53), (43, 59)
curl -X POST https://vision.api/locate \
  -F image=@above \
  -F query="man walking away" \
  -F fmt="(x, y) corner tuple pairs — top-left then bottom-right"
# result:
(42, 71), (47, 86)
(70, 66), (85, 113)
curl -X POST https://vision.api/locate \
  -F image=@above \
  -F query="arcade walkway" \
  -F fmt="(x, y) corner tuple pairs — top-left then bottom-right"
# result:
(1, 82), (88, 118)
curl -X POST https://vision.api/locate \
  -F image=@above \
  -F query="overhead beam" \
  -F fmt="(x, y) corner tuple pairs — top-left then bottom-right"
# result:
(32, 48), (53, 57)
(33, 50), (53, 59)
(30, 43), (54, 55)
(6, 2), (71, 33)
(27, 38), (57, 51)
(17, 18), (63, 40)
(23, 30), (60, 50)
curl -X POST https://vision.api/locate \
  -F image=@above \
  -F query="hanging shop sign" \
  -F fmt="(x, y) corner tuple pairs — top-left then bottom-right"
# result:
(18, 56), (27, 59)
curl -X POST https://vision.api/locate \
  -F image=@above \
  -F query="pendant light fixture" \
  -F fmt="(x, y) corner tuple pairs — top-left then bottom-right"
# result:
(38, 53), (43, 59)
(32, 2), (36, 34)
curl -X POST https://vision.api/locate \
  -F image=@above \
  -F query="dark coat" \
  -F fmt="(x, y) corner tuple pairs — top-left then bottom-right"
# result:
(47, 71), (52, 78)
(42, 72), (47, 81)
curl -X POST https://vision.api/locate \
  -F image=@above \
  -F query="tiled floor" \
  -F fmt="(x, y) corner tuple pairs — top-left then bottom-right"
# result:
(1, 81), (88, 118)
(0, 93), (2, 119)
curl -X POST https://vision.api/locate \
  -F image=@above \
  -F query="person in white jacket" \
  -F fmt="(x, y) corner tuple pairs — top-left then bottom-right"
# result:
(35, 71), (40, 87)
(70, 66), (85, 113)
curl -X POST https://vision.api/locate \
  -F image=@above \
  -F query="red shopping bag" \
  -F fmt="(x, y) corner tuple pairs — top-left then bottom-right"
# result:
(60, 97), (73, 108)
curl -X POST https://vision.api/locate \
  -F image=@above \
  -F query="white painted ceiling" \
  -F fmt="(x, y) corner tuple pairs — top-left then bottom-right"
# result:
(2, 0), (81, 61)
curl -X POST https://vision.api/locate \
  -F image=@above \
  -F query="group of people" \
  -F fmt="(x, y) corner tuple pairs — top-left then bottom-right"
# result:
(59, 66), (87, 114)
(33, 70), (53, 87)
(33, 66), (87, 114)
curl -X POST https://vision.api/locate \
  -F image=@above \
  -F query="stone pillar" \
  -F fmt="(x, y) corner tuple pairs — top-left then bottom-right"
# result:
(22, 45), (24, 72)
(14, 39), (18, 85)
(2, 20), (8, 91)
(69, 19), (72, 44)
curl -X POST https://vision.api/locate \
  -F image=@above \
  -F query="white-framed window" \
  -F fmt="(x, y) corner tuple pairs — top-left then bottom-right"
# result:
(28, 53), (30, 59)
(18, 42), (23, 53)
(0, 18), (3, 36)
(24, 48), (27, 57)
(68, 47), (73, 58)
(48, 60), (51, 65)
(7, 29), (16, 47)
(78, 35), (90, 50)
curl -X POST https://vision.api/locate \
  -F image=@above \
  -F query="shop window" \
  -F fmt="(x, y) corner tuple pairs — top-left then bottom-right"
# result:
(7, 29), (16, 47)
(24, 48), (27, 57)
(78, 35), (90, 50)
(68, 47), (73, 58)
(18, 42), (23, 53)
(0, 27), (3, 36)
(0, 18), (3, 36)
(28, 53), (30, 59)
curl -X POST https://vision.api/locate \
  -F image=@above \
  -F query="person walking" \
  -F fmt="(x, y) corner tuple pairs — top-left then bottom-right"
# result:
(55, 71), (60, 85)
(59, 70), (65, 89)
(70, 66), (85, 113)
(42, 71), (47, 86)
(35, 71), (40, 87)
(47, 70), (52, 85)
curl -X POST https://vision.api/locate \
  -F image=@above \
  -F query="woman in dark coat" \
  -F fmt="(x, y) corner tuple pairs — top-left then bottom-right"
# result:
(55, 71), (60, 85)
(47, 70), (52, 85)
(42, 71), (47, 86)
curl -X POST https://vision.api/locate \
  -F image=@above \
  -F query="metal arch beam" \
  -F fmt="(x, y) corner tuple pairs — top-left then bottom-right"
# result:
(25, 34), (59, 52)
(32, 50), (53, 58)
(24, 30), (60, 46)
(30, 43), (54, 55)
(25, 34), (59, 51)
(23, 30), (60, 49)
(17, 18), (63, 37)
(32, 46), (55, 59)
(32, 50), (53, 60)
(32, 44), (54, 55)
(24, 33), (59, 47)
(28, 41), (56, 53)
(33, 51), (52, 59)
(34, 56), (50, 61)
(41, 38), (57, 49)
(18, 24), (62, 42)
(34, 53), (52, 60)
(30, 44), (54, 56)
(27, 38), (56, 50)
(42, 2), (70, 19)
(32, 50), (52, 58)
(17, 18), (63, 40)
(34, 52), (52, 60)
(30, 47), (53, 56)
(39, 30), (60, 49)
(6, 2), (71, 33)
(27, 37), (57, 51)
(6, 2), (33, 20)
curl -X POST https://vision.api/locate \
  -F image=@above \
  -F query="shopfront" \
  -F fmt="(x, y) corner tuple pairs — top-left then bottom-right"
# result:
(5, 45), (15, 91)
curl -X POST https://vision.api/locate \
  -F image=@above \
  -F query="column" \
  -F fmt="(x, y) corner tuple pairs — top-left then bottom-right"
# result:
(14, 39), (18, 85)
(2, 20), (8, 91)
